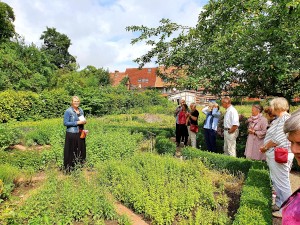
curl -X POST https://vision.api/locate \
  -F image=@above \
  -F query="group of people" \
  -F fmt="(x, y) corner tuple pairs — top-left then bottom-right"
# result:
(174, 100), (200, 148)
(174, 96), (238, 156)
(174, 96), (300, 221)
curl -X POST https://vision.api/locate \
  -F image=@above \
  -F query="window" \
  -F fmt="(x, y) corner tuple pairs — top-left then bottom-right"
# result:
(138, 79), (142, 83)
(147, 68), (151, 73)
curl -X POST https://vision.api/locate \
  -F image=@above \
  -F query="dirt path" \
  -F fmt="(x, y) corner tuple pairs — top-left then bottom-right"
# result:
(115, 203), (149, 225)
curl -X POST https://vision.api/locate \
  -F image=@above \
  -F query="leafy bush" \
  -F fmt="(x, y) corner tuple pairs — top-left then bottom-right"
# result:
(0, 90), (43, 122)
(0, 150), (45, 171)
(155, 136), (176, 155)
(0, 164), (23, 200)
(0, 88), (174, 122)
(181, 147), (272, 224)
(2, 171), (128, 224)
(0, 125), (20, 150)
(98, 153), (228, 224)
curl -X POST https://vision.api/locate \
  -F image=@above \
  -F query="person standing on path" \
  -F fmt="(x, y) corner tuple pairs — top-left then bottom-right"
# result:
(202, 102), (221, 152)
(221, 97), (239, 157)
(63, 96), (87, 172)
(260, 97), (294, 218)
(244, 104), (268, 160)
(174, 99), (186, 147)
(187, 103), (199, 148)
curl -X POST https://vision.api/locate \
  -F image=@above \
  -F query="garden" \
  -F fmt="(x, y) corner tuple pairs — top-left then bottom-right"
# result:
(0, 105), (275, 225)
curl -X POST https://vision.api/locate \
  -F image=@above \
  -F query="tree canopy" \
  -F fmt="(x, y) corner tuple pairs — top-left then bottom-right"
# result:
(127, 0), (300, 101)
(0, 2), (15, 42)
(40, 27), (76, 70)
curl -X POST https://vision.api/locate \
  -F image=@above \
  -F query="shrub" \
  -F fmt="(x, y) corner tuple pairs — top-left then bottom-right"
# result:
(181, 147), (272, 224)
(98, 153), (226, 224)
(0, 125), (20, 150)
(155, 136), (176, 155)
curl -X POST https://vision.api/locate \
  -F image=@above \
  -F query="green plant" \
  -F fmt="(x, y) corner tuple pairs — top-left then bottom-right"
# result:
(155, 136), (176, 155)
(0, 125), (20, 150)
(3, 170), (129, 224)
(98, 153), (229, 224)
(181, 147), (272, 224)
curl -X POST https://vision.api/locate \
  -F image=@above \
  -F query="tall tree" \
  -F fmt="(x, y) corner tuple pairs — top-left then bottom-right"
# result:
(0, 2), (15, 42)
(40, 27), (76, 69)
(0, 37), (56, 92)
(127, 0), (300, 101)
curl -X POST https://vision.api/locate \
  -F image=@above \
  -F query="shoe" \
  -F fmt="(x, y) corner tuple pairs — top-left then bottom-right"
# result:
(272, 204), (280, 212)
(272, 211), (282, 218)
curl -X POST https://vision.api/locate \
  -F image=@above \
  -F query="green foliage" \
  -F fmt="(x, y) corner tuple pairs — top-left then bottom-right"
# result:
(0, 40), (56, 92)
(86, 126), (143, 167)
(233, 169), (272, 225)
(0, 88), (173, 122)
(0, 164), (21, 200)
(2, 171), (127, 224)
(98, 153), (228, 224)
(182, 147), (267, 175)
(39, 88), (70, 118)
(40, 27), (76, 69)
(155, 135), (176, 155)
(0, 2), (15, 42)
(0, 125), (20, 150)
(0, 150), (45, 171)
(127, 1), (300, 101)
(181, 148), (272, 224)
(0, 90), (42, 122)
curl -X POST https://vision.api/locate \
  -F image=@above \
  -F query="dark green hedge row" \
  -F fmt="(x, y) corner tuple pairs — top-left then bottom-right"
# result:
(182, 147), (272, 225)
(0, 87), (173, 122)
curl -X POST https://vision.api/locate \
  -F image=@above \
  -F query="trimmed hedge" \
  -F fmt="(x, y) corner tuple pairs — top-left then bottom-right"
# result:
(182, 147), (272, 225)
(0, 88), (175, 122)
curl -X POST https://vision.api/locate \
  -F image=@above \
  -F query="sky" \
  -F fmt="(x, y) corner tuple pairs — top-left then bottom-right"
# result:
(3, 0), (208, 72)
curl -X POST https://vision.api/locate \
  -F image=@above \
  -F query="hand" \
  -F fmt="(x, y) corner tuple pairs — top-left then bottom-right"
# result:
(260, 145), (267, 153)
(77, 120), (87, 125)
(248, 129), (255, 134)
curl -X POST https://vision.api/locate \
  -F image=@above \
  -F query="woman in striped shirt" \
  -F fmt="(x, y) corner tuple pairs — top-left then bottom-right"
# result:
(260, 97), (294, 218)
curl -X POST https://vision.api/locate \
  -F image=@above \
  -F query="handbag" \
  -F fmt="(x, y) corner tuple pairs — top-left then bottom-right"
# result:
(190, 124), (199, 133)
(274, 147), (288, 163)
(80, 130), (88, 139)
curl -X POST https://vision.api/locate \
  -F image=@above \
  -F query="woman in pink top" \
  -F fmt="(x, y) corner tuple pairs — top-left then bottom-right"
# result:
(281, 108), (300, 224)
(244, 104), (268, 160)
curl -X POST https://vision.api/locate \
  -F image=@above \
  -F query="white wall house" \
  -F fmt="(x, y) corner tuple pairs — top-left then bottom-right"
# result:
(168, 89), (217, 106)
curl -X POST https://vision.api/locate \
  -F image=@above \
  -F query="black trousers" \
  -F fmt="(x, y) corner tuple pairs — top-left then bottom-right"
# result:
(177, 124), (189, 145)
(64, 132), (86, 171)
(204, 128), (217, 152)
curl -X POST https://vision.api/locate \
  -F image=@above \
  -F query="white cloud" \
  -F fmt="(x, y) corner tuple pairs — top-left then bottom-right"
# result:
(4, 0), (207, 72)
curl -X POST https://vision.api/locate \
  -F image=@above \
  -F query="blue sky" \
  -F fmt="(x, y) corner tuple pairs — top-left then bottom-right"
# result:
(4, 0), (208, 72)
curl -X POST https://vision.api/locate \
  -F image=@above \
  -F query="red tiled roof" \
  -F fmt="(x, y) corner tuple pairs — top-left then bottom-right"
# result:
(110, 67), (178, 89)
(125, 68), (159, 88)
(109, 71), (128, 86)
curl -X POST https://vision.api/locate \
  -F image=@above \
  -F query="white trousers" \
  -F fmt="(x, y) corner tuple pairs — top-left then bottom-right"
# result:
(266, 150), (294, 209)
(188, 126), (197, 148)
(224, 129), (239, 157)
